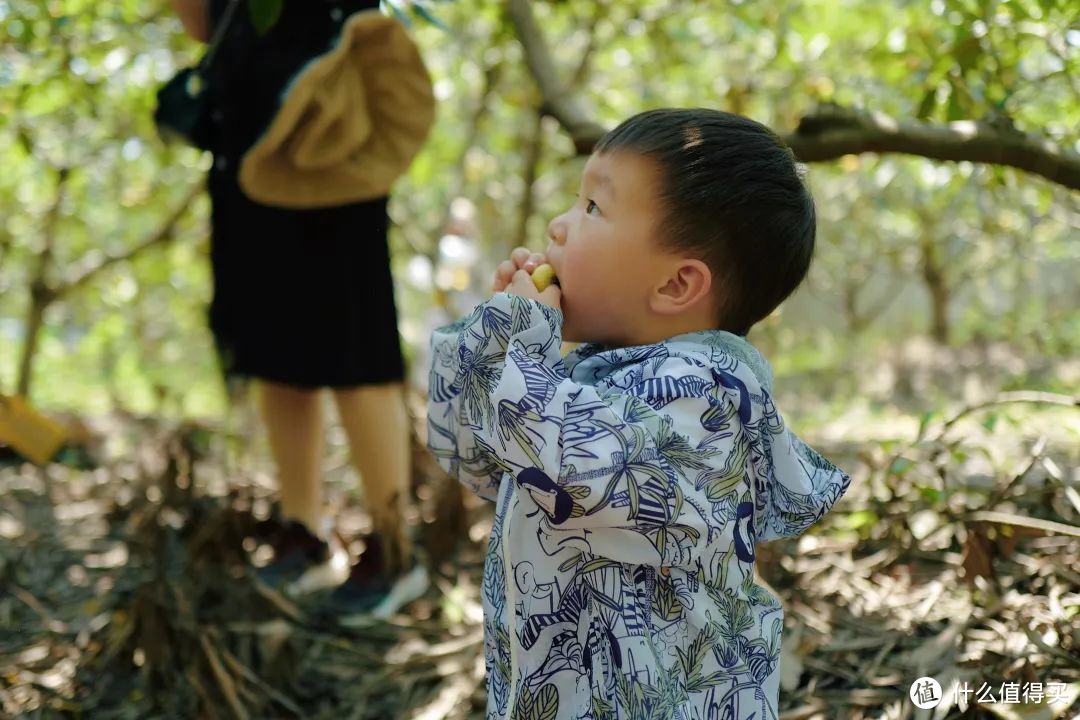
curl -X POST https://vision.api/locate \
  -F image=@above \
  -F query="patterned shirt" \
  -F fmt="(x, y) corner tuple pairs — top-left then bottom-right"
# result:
(427, 293), (851, 720)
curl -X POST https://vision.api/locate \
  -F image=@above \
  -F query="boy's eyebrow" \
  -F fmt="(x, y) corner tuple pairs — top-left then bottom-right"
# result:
(584, 170), (616, 200)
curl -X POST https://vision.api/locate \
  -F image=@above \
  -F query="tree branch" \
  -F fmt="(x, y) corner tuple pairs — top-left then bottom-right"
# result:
(509, 1), (606, 251)
(0, 226), (13, 277)
(57, 181), (204, 298)
(506, 0), (1080, 191)
(569, 0), (608, 90)
(16, 167), (71, 396)
(512, 110), (544, 249)
(789, 107), (1080, 190)
(506, 0), (606, 156)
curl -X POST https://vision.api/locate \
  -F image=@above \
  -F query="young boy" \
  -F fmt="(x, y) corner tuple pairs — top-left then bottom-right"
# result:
(427, 108), (850, 720)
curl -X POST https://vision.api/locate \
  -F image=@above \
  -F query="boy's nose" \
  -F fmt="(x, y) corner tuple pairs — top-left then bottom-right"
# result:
(547, 214), (567, 246)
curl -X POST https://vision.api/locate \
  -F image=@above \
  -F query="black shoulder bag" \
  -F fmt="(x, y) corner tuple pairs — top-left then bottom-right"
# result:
(154, 0), (242, 150)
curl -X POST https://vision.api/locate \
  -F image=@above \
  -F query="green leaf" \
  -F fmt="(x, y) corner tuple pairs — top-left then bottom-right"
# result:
(730, 597), (753, 636)
(386, 1), (414, 27)
(842, 510), (879, 530)
(916, 410), (935, 440)
(702, 471), (743, 501)
(889, 457), (914, 476)
(565, 485), (591, 500)
(591, 694), (615, 720)
(671, 480), (684, 522)
(716, 543), (736, 590)
(685, 671), (728, 693)
(651, 575), (684, 621)
(412, 3), (449, 30)
(946, 90), (965, 121)
(684, 628), (709, 678)
(515, 685), (533, 720)
(534, 684), (559, 720)
(627, 478), (640, 518)
(247, 0), (283, 36)
(918, 486), (943, 503)
(916, 87), (938, 119)
(580, 558), (620, 575)
(952, 28), (980, 73)
(558, 553), (581, 573)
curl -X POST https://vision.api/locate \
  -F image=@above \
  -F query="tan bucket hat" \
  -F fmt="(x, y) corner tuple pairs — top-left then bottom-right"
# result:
(239, 9), (435, 208)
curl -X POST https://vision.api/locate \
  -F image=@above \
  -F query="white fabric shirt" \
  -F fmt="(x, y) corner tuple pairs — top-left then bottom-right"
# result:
(428, 293), (850, 720)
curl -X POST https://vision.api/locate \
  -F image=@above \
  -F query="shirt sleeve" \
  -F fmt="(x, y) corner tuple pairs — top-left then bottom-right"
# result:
(427, 293), (565, 502)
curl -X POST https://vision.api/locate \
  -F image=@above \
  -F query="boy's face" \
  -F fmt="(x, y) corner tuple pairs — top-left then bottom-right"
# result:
(545, 151), (673, 346)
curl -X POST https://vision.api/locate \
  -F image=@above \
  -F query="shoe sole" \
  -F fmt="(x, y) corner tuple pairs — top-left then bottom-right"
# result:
(284, 544), (352, 597)
(338, 565), (431, 625)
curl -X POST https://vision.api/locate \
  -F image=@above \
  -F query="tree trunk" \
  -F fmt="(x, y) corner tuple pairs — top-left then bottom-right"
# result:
(16, 167), (68, 399)
(842, 281), (865, 335)
(928, 278), (950, 344)
(512, 110), (544, 250)
(16, 282), (52, 398)
(920, 233), (951, 344)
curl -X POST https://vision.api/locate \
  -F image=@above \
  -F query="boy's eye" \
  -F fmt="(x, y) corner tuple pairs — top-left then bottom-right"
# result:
(585, 199), (600, 215)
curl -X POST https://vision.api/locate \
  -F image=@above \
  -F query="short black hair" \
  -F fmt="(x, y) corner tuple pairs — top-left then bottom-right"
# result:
(594, 108), (816, 335)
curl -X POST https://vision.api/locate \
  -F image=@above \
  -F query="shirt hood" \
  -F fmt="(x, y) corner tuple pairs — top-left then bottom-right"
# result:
(566, 329), (850, 542)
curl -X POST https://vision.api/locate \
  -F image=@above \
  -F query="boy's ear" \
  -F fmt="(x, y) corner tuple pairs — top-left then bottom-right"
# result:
(652, 259), (712, 315)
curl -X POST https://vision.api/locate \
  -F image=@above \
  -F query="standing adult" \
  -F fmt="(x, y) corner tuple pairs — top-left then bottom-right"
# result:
(168, 0), (434, 617)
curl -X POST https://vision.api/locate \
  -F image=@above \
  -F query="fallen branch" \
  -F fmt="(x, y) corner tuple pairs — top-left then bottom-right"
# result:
(10, 584), (68, 634)
(219, 647), (303, 717)
(880, 391), (1077, 489)
(200, 633), (250, 720)
(938, 391), (1078, 437)
(967, 510), (1080, 539)
(779, 700), (829, 720)
(1023, 626), (1079, 664)
(986, 436), (1047, 509)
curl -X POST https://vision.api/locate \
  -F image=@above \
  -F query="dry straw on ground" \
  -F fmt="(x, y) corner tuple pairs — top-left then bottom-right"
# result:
(1, 392), (1077, 719)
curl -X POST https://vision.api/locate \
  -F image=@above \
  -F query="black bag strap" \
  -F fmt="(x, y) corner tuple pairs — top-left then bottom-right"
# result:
(198, 0), (242, 71)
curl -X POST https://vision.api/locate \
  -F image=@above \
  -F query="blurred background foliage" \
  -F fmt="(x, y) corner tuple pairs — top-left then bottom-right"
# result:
(0, 0), (1076, 436)
(1, 5), (1078, 715)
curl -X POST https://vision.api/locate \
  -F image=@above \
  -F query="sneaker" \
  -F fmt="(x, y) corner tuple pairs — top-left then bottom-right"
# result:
(321, 533), (430, 623)
(252, 519), (351, 597)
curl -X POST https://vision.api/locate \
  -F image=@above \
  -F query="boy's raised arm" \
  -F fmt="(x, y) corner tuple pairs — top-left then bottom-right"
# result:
(427, 293), (564, 502)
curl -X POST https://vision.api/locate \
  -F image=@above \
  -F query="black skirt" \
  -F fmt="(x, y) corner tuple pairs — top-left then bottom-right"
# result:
(205, 0), (403, 388)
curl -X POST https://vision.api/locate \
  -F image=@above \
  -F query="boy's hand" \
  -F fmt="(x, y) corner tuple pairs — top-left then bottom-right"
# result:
(493, 247), (545, 293)
(507, 268), (562, 310)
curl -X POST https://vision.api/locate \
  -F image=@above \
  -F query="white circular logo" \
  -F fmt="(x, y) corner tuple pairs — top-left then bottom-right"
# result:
(910, 677), (943, 709)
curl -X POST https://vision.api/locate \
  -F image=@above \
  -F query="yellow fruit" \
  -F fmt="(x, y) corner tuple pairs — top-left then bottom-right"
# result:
(531, 263), (557, 291)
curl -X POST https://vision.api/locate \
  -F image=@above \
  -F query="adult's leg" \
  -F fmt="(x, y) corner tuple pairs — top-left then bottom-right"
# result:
(259, 379), (325, 531)
(332, 381), (412, 575)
